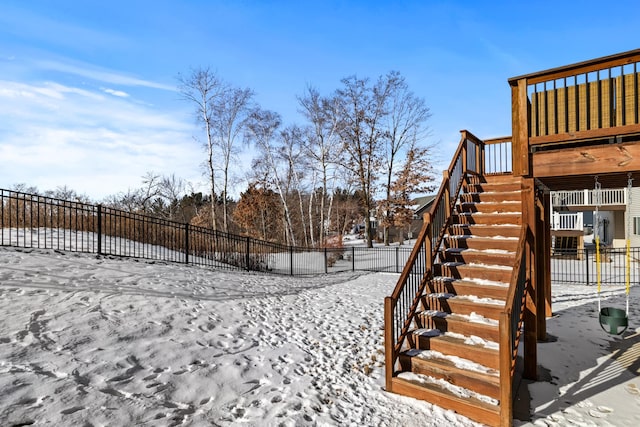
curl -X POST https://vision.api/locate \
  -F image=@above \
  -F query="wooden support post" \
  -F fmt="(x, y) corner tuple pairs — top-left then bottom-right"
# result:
(511, 78), (530, 177)
(522, 180), (538, 380)
(535, 190), (547, 341)
(543, 191), (552, 319)
(384, 297), (394, 392)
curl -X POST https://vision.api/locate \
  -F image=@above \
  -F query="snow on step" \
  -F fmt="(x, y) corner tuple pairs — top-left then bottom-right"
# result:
(444, 247), (515, 254)
(445, 234), (519, 240)
(432, 276), (510, 288)
(459, 312), (499, 326)
(420, 310), (499, 326)
(427, 293), (504, 306)
(404, 348), (498, 375)
(397, 372), (499, 406)
(446, 332), (499, 350)
(457, 211), (521, 216)
(452, 295), (504, 306)
(467, 262), (513, 270)
(464, 277), (510, 288)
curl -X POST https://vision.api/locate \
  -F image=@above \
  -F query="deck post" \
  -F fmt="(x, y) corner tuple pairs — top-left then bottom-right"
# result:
(384, 297), (394, 392)
(523, 179), (538, 380)
(543, 190), (552, 319)
(511, 78), (530, 177)
(535, 190), (547, 340)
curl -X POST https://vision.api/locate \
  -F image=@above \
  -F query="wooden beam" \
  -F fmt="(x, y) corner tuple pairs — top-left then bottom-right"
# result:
(530, 124), (640, 146)
(533, 142), (640, 178)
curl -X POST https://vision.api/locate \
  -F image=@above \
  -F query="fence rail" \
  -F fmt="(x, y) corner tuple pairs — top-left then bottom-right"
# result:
(551, 246), (640, 285)
(0, 189), (412, 276)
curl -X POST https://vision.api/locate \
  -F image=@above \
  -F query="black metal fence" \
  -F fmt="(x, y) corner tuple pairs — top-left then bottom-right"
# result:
(0, 189), (412, 275)
(551, 247), (640, 285)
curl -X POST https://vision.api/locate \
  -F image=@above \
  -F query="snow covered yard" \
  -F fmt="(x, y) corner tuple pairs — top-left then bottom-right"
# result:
(1, 246), (640, 426)
(0, 247), (479, 427)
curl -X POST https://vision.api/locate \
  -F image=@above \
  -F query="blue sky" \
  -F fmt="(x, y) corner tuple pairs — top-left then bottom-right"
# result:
(1, 0), (639, 200)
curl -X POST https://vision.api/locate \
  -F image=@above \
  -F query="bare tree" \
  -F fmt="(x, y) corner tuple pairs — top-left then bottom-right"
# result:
(212, 86), (254, 232)
(298, 86), (343, 246)
(380, 72), (432, 245)
(246, 108), (297, 245)
(335, 74), (395, 247)
(279, 125), (309, 246)
(178, 67), (226, 231)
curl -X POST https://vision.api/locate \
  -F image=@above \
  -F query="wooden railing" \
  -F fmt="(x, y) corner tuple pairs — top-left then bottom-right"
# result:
(384, 130), (483, 390)
(551, 188), (627, 207)
(510, 49), (640, 149)
(498, 223), (530, 425)
(484, 136), (513, 175)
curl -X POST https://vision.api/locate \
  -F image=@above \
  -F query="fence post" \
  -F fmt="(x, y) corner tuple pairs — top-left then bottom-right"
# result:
(184, 223), (189, 265)
(395, 247), (399, 273)
(245, 236), (250, 271)
(324, 247), (328, 274)
(352, 246), (355, 271)
(290, 245), (294, 276)
(97, 204), (102, 255)
(585, 248), (590, 286)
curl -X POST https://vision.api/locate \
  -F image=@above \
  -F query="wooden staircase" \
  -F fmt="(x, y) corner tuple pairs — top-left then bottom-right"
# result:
(388, 174), (523, 426)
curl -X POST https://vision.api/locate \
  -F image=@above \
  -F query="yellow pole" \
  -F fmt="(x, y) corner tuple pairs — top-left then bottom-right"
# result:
(626, 238), (630, 315)
(596, 235), (601, 312)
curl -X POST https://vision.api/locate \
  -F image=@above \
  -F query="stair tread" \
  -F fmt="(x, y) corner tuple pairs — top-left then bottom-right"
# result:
(433, 276), (510, 288)
(427, 293), (505, 306)
(394, 373), (499, 407)
(402, 348), (499, 378)
(419, 310), (499, 327)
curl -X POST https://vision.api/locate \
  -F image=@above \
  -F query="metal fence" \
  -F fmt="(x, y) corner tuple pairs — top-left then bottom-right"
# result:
(0, 189), (412, 276)
(551, 247), (640, 285)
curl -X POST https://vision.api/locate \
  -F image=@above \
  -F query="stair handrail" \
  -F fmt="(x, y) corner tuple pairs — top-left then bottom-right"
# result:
(498, 215), (532, 425)
(384, 130), (484, 390)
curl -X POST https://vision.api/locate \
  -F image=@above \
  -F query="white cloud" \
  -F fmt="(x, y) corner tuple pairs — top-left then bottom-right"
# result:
(103, 88), (130, 98)
(0, 79), (205, 200)
(35, 59), (176, 92)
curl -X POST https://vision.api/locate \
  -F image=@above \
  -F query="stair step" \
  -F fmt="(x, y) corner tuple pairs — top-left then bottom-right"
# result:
(460, 191), (522, 204)
(466, 181), (522, 193)
(453, 212), (522, 225)
(441, 247), (515, 266)
(418, 310), (500, 342)
(448, 224), (521, 238)
(458, 201), (521, 214)
(413, 329), (500, 370)
(391, 375), (500, 426)
(423, 294), (504, 321)
(435, 263), (514, 283)
(443, 236), (519, 252)
(399, 349), (500, 399)
(429, 277), (509, 300)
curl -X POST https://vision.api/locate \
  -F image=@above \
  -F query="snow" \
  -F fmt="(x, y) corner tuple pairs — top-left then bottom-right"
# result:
(1, 243), (640, 426)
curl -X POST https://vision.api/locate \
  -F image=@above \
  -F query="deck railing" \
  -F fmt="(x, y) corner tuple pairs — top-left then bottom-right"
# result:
(510, 49), (640, 148)
(499, 223), (530, 425)
(484, 136), (513, 175)
(384, 130), (482, 390)
(551, 212), (584, 231)
(551, 188), (627, 207)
